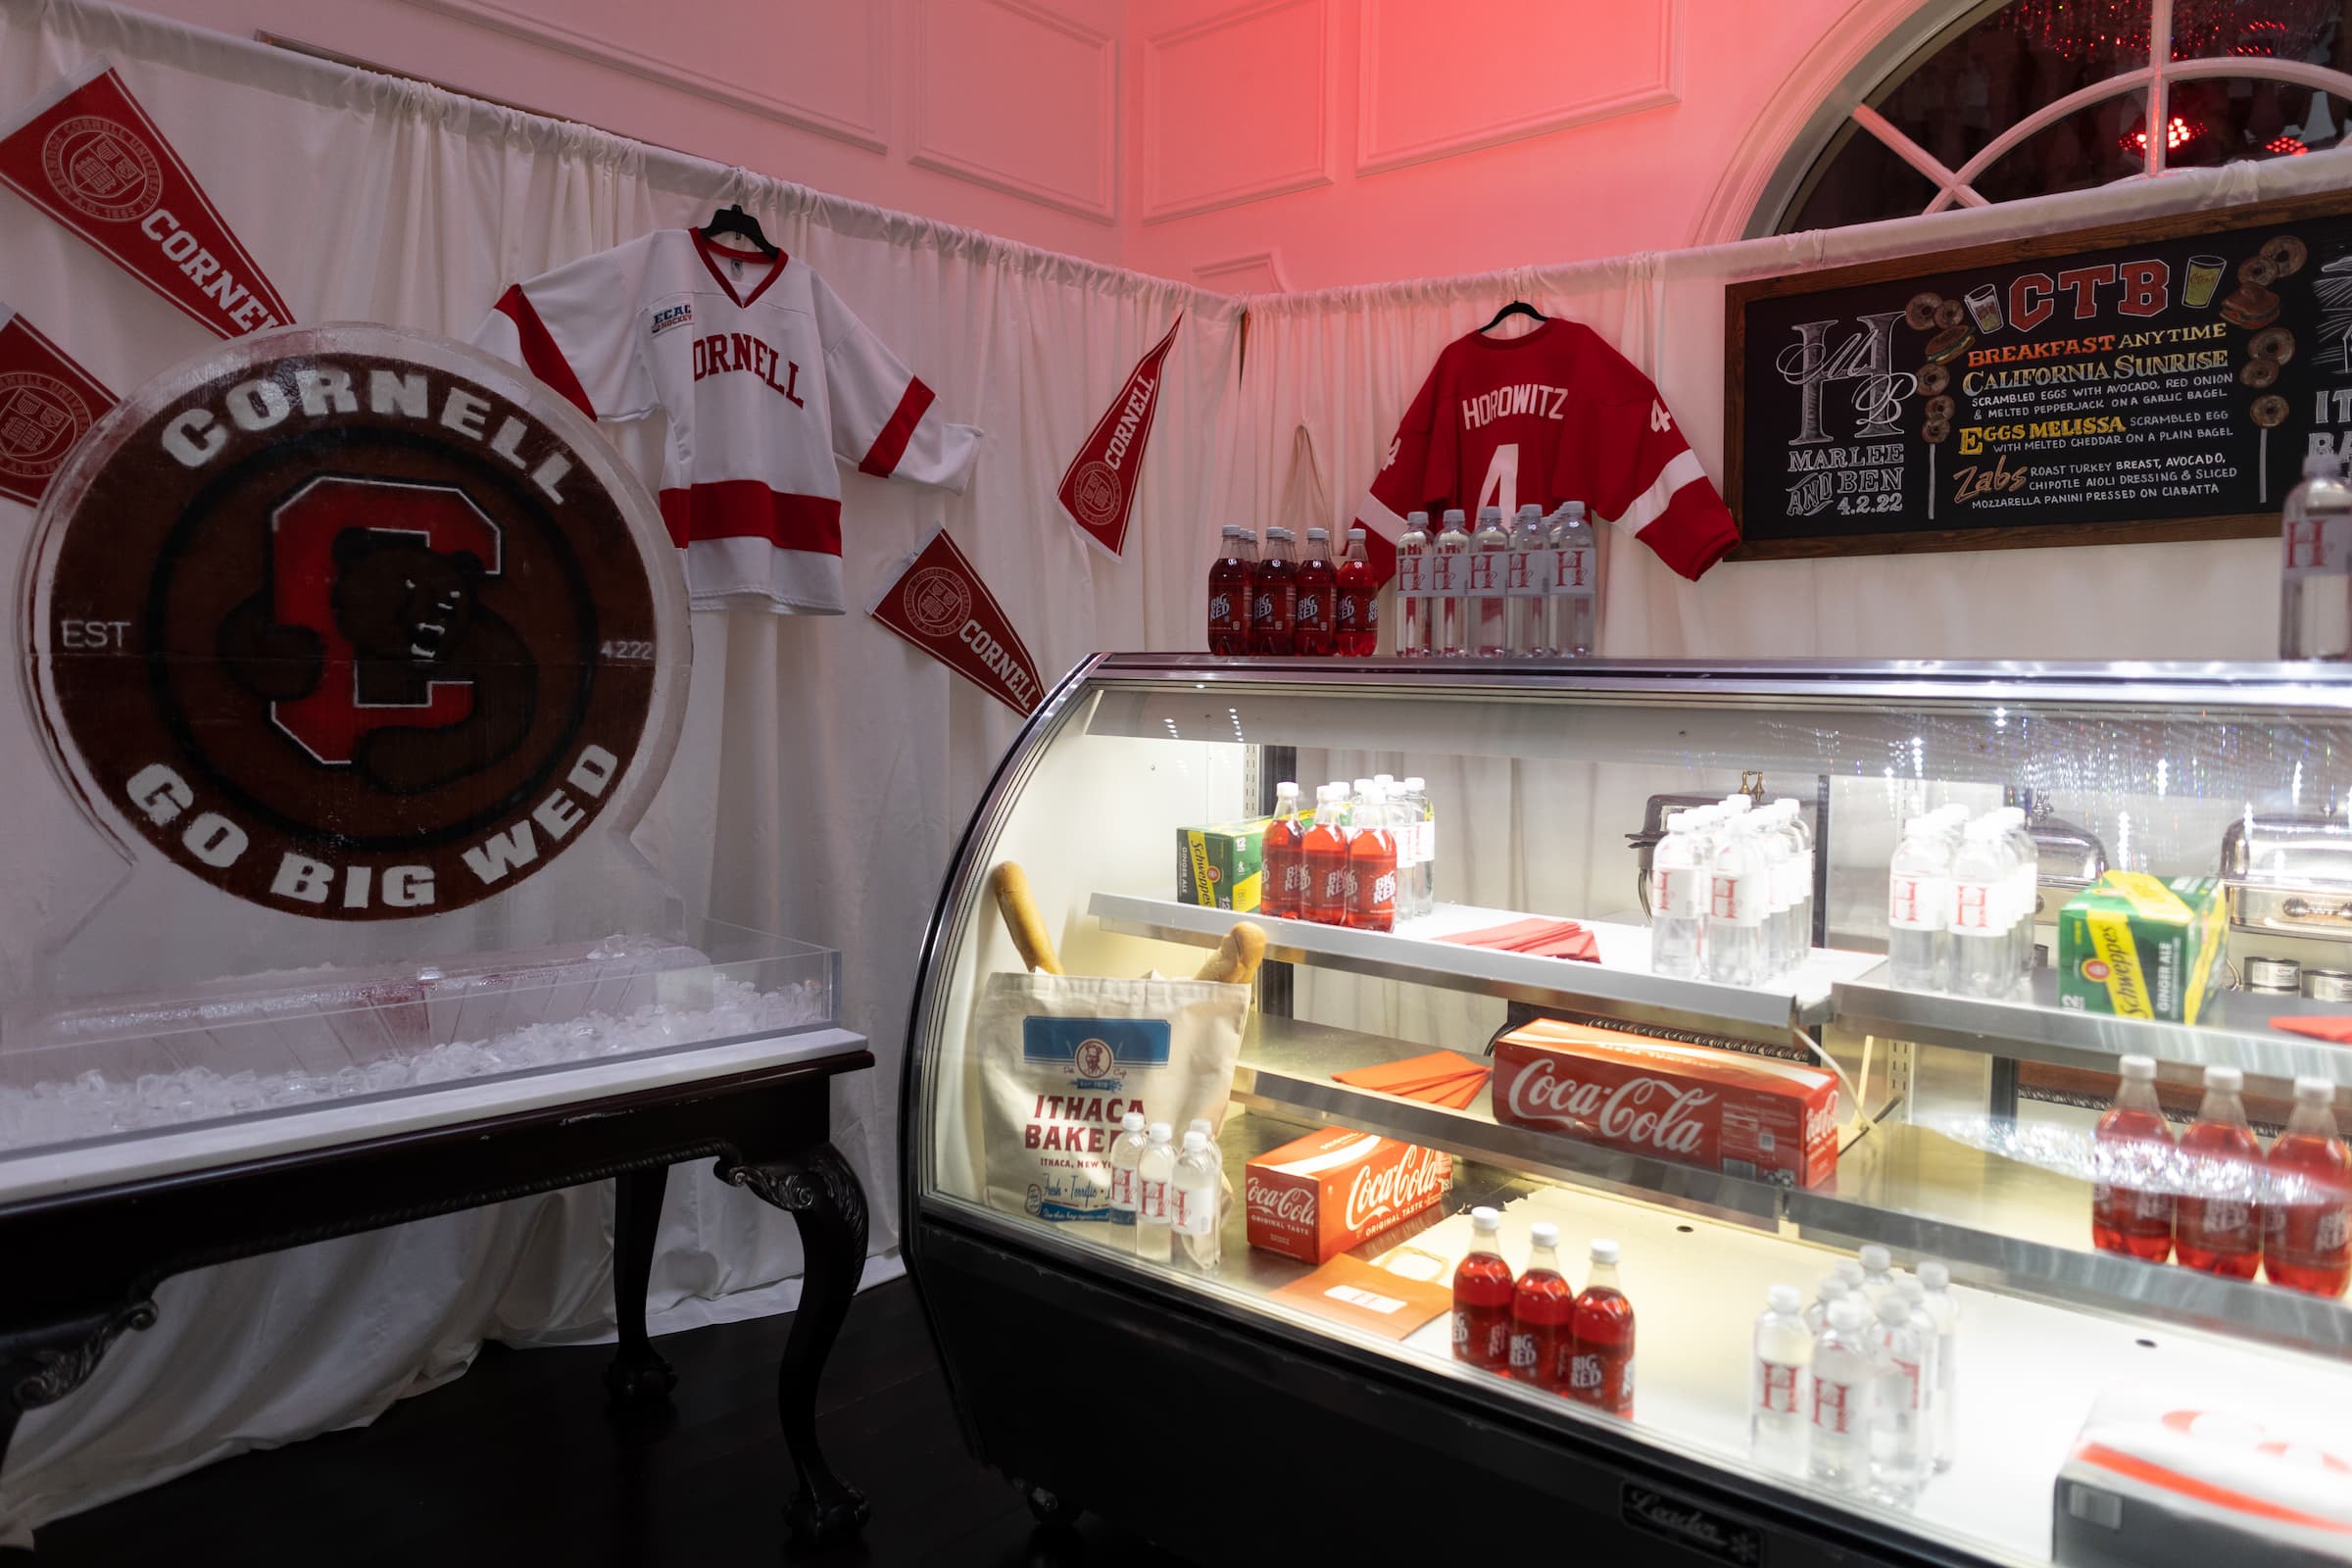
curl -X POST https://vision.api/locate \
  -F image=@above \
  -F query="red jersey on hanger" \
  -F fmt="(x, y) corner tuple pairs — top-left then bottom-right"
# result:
(1349, 319), (1739, 582)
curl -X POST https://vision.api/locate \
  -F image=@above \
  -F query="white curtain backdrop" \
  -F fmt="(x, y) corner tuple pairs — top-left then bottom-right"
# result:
(0, 0), (1240, 1540)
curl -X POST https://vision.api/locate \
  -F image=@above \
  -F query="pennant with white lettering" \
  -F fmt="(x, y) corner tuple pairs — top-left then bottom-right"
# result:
(0, 303), (116, 507)
(870, 529), (1046, 716)
(0, 64), (294, 340)
(1055, 315), (1180, 559)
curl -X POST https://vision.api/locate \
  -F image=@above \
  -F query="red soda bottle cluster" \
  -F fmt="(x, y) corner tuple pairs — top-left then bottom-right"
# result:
(2091, 1055), (2351, 1298)
(1261, 778), (1397, 932)
(1450, 1213), (1634, 1416)
(1205, 525), (1379, 656)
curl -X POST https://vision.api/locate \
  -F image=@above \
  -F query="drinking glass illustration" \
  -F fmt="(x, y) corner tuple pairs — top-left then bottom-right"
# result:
(2185, 256), (2228, 309)
(1965, 284), (2003, 333)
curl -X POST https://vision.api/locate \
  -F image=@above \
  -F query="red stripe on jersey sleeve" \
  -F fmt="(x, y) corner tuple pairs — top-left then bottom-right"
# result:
(858, 377), (936, 477)
(493, 284), (594, 418)
(1634, 484), (1741, 581)
(659, 481), (845, 557)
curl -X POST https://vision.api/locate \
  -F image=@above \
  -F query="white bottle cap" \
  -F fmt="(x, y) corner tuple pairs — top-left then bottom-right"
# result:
(1517, 503), (1543, 520)
(1240, 527), (1256, 539)
(1828, 1298), (1866, 1332)
(2119, 1054), (2158, 1081)
(1470, 1205), (1501, 1234)
(1348, 527), (1366, 540)
(2205, 1064), (2244, 1093)
(1306, 528), (1329, 544)
(1404, 776), (1426, 791)
(1269, 526), (1292, 541)
(1896, 1275), (1925, 1299)
(1562, 500), (1587, 519)
(1221, 525), (1240, 538)
(1919, 1261), (1950, 1290)
(1375, 773), (1395, 788)
(1121, 1110), (1146, 1132)
(1353, 777), (1373, 793)
(1148, 1121), (1172, 1142)
(1189, 1118), (1212, 1136)
(2295, 1075), (2337, 1103)
(1529, 1220), (1559, 1248)
(1182, 1129), (1208, 1151)
(1876, 1294), (1911, 1324)
(1407, 510), (1429, 525)
(1443, 508), (1467, 524)
(1276, 780), (1298, 796)
(1590, 1238), (1620, 1265)
(1860, 1244), (1891, 1272)
(1768, 1283), (1802, 1314)
(1664, 811), (1690, 833)
(1478, 505), (1503, 522)
(1817, 1276), (1847, 1299)
(1721, 795), (1750, 813)
(1834, 1258), (1864, 1286)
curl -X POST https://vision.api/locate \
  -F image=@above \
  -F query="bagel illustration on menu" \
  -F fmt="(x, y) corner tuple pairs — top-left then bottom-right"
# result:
(1924, 323), (1975, 364)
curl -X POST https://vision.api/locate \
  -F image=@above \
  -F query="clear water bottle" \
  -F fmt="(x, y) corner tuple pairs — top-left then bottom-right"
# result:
(2280, 453), (2352, 660)
(1803, 1274), (1849, 1336)
(1857, 1244), (1894, 1308)
(1649, 810), (1705, 978)
(1703, 815), (1768, 987)
(1550, 501), (1597, 657)
(1505, 503), (1552, 656)
(1135, 1121), (1176, 1263)
(1396, 511), (1432, 657)
(1433, 509), (1471, 657)
(1916, 1261), (1960, 1474)
(1172, 1128), (1222, 1272)
(1993, 807), (2038, 986)
(1751, 1283), (1812, 1472)
(1753, 804), (1797, 982)
(1895, 1276), (1939, 1472)
(1776, 797), (1816, 960)
(1400, 776), (1435, 916)
(1886, 815), (1952, 992)
(1868, 1294), (1929, 1506)
(1808, 1298), (1874, 1491)
(1950, 817), (2017, 998)
(1470, 505), (1511, 657)
(1106, 1109), (1149, 1251)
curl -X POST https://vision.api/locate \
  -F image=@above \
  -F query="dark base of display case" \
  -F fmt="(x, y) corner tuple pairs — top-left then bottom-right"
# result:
(0, 1053), (875, 1550)
(910, 1214), (1983, 1568)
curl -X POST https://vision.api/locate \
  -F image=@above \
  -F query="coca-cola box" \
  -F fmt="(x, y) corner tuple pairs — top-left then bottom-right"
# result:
(1245, 1126), (1452, 1263)
(1493, 1020), (1840, 1189)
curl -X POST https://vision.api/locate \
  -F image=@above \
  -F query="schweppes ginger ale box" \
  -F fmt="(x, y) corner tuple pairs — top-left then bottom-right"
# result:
(2057, 873), (2227, 1024)
(1176, 817), (1267, 912)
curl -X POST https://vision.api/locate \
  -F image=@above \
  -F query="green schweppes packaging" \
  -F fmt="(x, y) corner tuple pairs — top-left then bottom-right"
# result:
(1175, 817), (1267, 911)
(2057, 873), (2227, 1024)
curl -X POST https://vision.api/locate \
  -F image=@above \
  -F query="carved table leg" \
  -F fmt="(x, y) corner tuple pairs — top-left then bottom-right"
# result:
(0, 1300), (159, 1477)
(604, 1164), (678, 1407)
(721, 1143), (870, 1546)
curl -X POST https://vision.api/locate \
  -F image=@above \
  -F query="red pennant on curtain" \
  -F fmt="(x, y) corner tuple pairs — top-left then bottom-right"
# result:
(0, 65), (293, 340)
(0, 305), (116, 507)
(1055, 315), (1181, 559)
(870, 528), (1047, 716)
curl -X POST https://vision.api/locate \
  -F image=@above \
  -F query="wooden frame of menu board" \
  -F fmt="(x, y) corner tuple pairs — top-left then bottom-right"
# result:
(1724, 188), (2352, 560)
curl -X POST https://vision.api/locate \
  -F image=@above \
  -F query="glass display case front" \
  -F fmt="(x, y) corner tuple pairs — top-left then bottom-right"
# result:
(906, 656), (2352, 1568)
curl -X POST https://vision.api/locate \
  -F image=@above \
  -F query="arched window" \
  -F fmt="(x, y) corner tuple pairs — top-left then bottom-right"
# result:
(1756, 0), (2352, 236)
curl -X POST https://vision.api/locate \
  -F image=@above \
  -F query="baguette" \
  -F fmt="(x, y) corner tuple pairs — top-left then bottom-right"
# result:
(1194, 921), (1267, 987)
(987, 861), (1062, 975)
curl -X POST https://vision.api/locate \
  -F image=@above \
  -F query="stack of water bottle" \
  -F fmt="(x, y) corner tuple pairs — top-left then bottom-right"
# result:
(1750, 1246), (1962, 1508)
(1395, 503), (1599, 658)
(1885, 806), (2040, 997)
(1108, 1112), (1226, 1273)
(1648, 796), (1817, 986)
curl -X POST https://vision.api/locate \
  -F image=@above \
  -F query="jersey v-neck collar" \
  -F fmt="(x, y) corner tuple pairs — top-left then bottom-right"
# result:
(690, 227), (788, 308)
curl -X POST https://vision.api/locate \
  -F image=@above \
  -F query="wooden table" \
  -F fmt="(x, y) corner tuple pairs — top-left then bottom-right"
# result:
(0, 1029), (876, 1546)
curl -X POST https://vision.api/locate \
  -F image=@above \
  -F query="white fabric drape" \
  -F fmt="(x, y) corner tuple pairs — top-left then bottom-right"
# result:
(0, 0), (1240, 1540)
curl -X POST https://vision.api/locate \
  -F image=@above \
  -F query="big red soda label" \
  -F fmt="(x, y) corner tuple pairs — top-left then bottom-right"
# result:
(1508, 1331), (1537, 1372)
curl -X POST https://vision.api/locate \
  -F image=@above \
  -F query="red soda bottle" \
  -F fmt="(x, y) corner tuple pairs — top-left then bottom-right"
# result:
(1347, 783), (1398, 932)
(1301, 787), (1350, 925)
(1294, 528), (1337, 656)
(2091, 1054), (2177, 1263)
(1261, 782), (1305, 920)
(2176, 1064), (2263, 1279)
(1250, 527), (1298, 655)
(1508, 1222), (1574, 1391)
(1336, 526), (1380, 657)
(1568, 1238), (1636, 1415)
(2264, 1075), (2351, 1297)
(1451, 1206), (1516, 1370)
(1206, 525), (1250, 655)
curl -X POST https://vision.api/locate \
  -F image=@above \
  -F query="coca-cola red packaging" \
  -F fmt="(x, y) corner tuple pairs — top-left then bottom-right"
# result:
(1493, 1020), (1840, 1189)
(1245, 1126), (1451, 1263)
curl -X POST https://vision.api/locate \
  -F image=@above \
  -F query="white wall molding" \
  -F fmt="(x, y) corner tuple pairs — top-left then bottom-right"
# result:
(1193, 249), (1289, 293)
(1354, 0), (1682, 177)
(909, 0), (1118, 222)
(1142, 0), (1332, 224)
(390, 0), (893, 152)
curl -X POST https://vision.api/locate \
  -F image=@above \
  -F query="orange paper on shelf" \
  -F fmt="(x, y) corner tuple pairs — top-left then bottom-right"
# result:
(1333, 1049), (1486, 1093)
(2269, 1015), (2352, 1043)
(1268, 1254), (1452, 1340)
(1437, 916), (1598, 962)
(1430, 1075), (1488, 1110)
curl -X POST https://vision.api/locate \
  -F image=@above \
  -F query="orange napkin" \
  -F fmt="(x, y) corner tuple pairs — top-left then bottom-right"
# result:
(1429, 1074), (1488, 1109)
(1437, 917), (1598, 962)
(2271, 1015), (2352, 1042)
(1333, 1049), (1491, 1108)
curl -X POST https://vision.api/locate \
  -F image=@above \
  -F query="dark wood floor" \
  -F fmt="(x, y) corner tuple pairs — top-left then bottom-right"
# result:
(15, 1277), (1190, 1566)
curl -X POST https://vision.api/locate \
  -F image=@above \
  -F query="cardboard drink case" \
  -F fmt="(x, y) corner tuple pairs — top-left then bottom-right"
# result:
(2058, 874), (2228, 1024)
(1176, 817), (1268, 911)
(1245, 1125), (1451, 1262)
(2053, 1385), (2352, 1567)
(1492, 1019), (1840, 1188)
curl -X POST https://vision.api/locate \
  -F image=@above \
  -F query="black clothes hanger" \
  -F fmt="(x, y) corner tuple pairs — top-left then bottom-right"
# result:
(700, 203), (779, 259)
(1478, 299), (1545, 333)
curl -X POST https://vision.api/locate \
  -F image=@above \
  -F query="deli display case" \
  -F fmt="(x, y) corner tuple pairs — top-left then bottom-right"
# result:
(901, 657), (2352, 1567)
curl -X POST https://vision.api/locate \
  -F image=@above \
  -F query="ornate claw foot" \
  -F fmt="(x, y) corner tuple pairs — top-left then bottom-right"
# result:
(604, 1165), (677, 1410)
(720, 1142), (871, 1546)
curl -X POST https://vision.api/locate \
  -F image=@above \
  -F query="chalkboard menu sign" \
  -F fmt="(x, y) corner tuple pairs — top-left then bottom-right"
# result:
(1725, 192), (2352, 558)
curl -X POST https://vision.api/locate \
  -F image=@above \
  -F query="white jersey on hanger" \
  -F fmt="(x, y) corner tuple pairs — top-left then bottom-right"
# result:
(473, 228), (983, 613)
